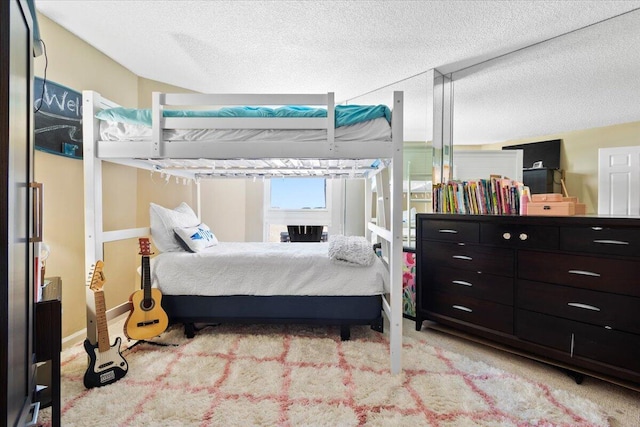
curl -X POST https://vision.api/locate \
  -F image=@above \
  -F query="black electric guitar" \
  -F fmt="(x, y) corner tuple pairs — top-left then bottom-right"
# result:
(123, 238), (169, 340)
(83, 261), (128, 388)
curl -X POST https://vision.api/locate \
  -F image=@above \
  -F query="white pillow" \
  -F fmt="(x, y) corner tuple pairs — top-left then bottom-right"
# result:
(149, 202), (200, 252)
(174, 223), (218, 252)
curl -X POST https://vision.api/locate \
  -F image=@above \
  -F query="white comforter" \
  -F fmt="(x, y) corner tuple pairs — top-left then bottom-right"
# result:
(151, 242), (388, 297)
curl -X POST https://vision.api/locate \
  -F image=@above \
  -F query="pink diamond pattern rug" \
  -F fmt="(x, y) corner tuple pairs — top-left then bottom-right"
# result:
(38, 323), (609, 426)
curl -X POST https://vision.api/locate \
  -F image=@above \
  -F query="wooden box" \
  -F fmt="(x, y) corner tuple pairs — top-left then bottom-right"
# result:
(531, 193), (564, 202)
(527, 201), (576, 216)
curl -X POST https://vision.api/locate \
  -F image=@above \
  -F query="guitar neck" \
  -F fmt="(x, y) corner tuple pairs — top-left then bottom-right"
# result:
(94, 290), (111, 353)
(142, 255), (151, 301)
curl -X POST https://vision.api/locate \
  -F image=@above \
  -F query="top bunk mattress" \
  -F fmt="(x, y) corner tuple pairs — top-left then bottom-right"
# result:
(97, 104), (392, 143)
(99, 117), (391, 143)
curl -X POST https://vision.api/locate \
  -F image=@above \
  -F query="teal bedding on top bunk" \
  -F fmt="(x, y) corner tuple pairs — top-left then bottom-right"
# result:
(95, 104), (391, 128)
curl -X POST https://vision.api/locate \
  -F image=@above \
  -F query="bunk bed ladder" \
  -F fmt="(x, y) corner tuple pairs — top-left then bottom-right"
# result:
(375, 169), (391, 260)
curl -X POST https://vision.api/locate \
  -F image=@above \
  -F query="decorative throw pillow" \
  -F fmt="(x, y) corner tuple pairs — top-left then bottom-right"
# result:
(149, 202), (200, 252)
(174, 223), (218, 252)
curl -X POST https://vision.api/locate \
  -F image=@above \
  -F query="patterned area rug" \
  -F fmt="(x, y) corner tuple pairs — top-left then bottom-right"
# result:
(38, 323), (609, 426)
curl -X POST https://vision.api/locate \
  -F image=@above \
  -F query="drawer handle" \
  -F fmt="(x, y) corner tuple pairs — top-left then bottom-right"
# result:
(591, 227), (603, 231)
(503, 232), (511, 240)
(567, 302), (601, 312)
(453, 255), (472, 261)
(570, 333), (575, 357)
(452, 280), (473, 287)
(519, 233), (528, 241)
(593, 239), (629, 246)
(568, 269), (601, 277)
(438, 229), (458, 234)
(452, 305), (473, 313)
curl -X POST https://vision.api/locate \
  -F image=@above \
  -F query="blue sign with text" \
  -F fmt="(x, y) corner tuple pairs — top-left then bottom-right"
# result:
(34, 77), (83, 159)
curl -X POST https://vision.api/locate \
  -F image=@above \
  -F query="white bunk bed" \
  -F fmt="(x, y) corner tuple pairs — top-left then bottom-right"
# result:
(83, 90), (404, 373)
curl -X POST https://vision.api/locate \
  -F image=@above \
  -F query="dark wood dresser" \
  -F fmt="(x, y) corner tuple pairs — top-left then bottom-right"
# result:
(416, 213), (640, 389)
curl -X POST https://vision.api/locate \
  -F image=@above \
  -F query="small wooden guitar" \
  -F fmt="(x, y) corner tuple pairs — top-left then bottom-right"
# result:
(123, 238), (169, 340)
(83, 261), (128, 388)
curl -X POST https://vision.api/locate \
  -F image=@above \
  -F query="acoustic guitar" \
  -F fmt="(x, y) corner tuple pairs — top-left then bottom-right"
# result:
(124, 238), (169, 340)
(83, 261), (128, 388)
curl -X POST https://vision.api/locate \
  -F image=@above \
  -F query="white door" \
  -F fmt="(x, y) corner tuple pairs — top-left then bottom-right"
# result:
(598, 146), (640, 215)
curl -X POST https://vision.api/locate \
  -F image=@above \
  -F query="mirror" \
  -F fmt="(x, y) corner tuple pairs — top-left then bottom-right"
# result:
(450, 10), (640, 146)
(347, 9), (640, 214)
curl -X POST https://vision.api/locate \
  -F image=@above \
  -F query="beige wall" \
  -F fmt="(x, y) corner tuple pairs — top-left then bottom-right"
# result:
(34, 14), (244, 340)
(200, 180), (247, 241)
(34, 14), (139, 339)
(34, 16), (138, 108)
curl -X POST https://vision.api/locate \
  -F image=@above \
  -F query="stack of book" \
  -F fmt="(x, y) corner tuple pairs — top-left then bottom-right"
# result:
(432, 177), (525, 215)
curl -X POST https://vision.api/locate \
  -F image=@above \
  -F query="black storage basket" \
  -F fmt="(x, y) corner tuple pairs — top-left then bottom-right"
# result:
(287, 225), (324, 242)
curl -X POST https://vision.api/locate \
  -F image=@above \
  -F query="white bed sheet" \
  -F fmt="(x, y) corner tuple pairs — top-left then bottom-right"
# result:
(99, 117), (391, 143)
(151, 242), (388, 297)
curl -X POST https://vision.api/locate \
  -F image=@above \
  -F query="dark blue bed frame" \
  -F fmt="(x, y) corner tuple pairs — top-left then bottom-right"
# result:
(161, 294), (384, 341)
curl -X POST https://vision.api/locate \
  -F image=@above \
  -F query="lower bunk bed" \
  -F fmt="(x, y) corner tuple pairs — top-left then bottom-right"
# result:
(148, 224), (388, 340)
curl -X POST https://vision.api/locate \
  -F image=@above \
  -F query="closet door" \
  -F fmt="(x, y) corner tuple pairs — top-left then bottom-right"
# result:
(598, 146), (640, 215)
(1, 0), (36, 425)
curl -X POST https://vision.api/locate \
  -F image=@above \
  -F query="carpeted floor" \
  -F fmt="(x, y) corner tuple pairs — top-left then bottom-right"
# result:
(406, 321), (640, 427)
(36, 318), (639, 427)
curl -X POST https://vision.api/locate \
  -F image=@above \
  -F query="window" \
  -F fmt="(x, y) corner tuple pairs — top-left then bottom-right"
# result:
(263, 177), (335, 242)
(270, 178), (326, 209)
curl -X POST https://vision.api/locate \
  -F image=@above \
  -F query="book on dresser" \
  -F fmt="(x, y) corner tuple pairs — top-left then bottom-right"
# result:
(415, 213), (640, 390)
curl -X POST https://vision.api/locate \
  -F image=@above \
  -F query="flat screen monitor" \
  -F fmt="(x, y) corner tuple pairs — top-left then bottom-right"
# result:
(502, 139), (561, 170)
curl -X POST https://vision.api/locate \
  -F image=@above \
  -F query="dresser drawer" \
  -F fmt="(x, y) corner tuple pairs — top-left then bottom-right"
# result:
(429, 266), (513, 305)
(423, 242), (513, 276)
(560, 226), (640, 258)
(420, 219), (479, 243)
(518, 250), (640, 297)
(429, 291), (513, 334)
(517, 280), (640, 335)
(481, 223), (559, 250)
(516, 309), (640, 373)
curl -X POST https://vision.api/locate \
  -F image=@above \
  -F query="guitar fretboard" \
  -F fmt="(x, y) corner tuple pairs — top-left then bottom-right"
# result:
(94, 290), (111, 353)
(142, 255), (151, 304)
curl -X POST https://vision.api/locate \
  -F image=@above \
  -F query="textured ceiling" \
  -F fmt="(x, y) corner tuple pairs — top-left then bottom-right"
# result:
(36, 1), (640, 144)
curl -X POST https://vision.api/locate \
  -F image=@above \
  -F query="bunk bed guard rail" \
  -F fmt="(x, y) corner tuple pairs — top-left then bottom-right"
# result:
(152, 92), (336, 157)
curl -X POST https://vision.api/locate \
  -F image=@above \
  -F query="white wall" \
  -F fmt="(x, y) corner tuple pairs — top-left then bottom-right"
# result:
(452, 150), (523, 182)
